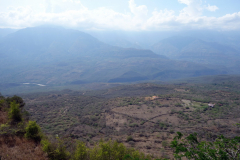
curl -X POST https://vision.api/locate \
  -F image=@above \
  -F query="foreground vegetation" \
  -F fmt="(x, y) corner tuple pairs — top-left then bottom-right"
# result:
(171, 132), (240, 160)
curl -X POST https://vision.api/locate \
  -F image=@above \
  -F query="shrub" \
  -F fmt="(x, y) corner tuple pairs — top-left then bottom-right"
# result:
(171, 132), (240, 160)
(175, 103), (183, 107)
(42, 138), (156, 160)
(41, 138), (52, 153)
(41, 137), (70, 160)
(25, 121), (42, 141)
(0, 99), (5, 108)
(169, 130), (175, 134)
(88, 139), (149, 160)
(6, 95), (25, 108)
(0, 124), (10, 134)
(126, 136), (134, 142)
(129, 123), (139, 127)
(8, 101), (22, 122)
(162, 140), (169, 148)
(74, 141), (88, 160)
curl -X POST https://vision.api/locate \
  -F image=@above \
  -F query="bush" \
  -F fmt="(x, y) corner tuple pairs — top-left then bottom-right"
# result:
(6, 95), (25, 108)
(162, 140), (169, 148)
(41, 138), (70, 160)
(88, 139), (149, 160)
(171, 132), (240, 159)
(8, 101), (22, 122)
(169, 130), (175, 134)
(42, 138), (156, 160)
(74, 141), (88, 160)
(0, 124), (10, 134)
(25, 121), (42, 141)
(129, 123), (139, 127)
(175, 103), (183, 107)
(126, 136), (134, 142)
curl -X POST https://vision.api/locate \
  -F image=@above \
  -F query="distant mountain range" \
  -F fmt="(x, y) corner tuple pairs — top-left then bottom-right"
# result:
(151, 36), (240, 67)
(0, 26), (237, 91)
(0, 28), (17, 39)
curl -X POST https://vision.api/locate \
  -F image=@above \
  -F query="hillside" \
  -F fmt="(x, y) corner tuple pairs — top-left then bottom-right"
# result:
(0, 95), (47, 160)
(1, 75), (240, 159)
(0, 94), (164, 160)
(0, 28), (17, 39)
(20, 75), (240, 158)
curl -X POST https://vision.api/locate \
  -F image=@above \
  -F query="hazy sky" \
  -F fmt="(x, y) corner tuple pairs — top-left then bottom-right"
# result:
(0, 0), (240, 31)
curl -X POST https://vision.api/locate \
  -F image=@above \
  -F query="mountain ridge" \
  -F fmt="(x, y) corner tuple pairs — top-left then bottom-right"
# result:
(0, 26), (234, 93)
(151, 36), (240, 67)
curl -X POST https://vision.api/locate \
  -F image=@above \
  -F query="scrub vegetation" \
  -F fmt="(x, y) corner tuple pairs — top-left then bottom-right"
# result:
(1, 75), (240, 159)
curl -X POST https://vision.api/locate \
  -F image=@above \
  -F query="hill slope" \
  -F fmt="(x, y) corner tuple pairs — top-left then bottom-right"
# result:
(0, 95), (47, 160)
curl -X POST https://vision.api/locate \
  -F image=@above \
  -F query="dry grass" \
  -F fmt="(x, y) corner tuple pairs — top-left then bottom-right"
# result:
(0, 135), (48, 160)
(0, 104), (48, 160)
(0, 111), (8, 124)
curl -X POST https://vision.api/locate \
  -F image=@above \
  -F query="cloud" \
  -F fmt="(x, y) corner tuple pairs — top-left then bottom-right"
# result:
(178, 0), (192, 5)
(0, 0), (239, 31)
(178, 0), (219, 17)
(179, 0), (203, 18)
(146, 9), (177, 30)
(45, 0), (86, 13)
(128, 0), (148, 17)
(206, 4), (218, 12)
(0, 6), (34, 28)
(45, 0), (52, 13)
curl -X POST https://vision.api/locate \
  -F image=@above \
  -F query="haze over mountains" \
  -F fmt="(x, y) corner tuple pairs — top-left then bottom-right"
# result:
(88, 30), (240, 71)
(151, 36), (240, 68)
(0, 26), (239, 94)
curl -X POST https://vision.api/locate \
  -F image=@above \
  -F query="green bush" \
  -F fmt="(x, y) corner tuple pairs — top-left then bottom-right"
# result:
(171, 132), (240, 160)
(74, 141), (88, 160)
(42, 136), (161, 160)
(0, 99), (5, 107)
(88, 139), (149, 160)
(0, 124), (10, 134)
(126, 136), (134, 142)
(175, 103), (183, 107)
(74, 139), (155, 160)
(6, 95), (25, 108)
(25, 121), (42, 141)
(41, 138), (70, 160)
(8, 101), (22, 122)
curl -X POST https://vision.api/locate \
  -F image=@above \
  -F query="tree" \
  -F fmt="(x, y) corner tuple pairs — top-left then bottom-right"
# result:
(74, 141), (88, 160)
(6, 95), (25, 108)
(170, 132), (240, 160)
(8, 101), (22, 122)
(25, 121), (42, 141)
(41, 137), (70, 160)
